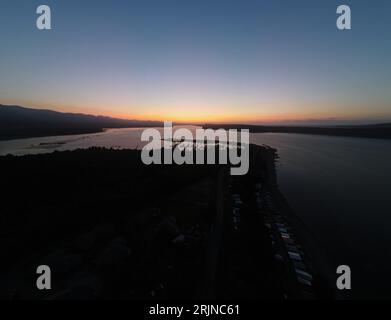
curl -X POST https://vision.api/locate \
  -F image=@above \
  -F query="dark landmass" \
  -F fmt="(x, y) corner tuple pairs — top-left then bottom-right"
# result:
(204, 123), (391, 139)
(0, 105), (163, 140)
(0, 146), (332, 300)
(0, 148), (222, 299)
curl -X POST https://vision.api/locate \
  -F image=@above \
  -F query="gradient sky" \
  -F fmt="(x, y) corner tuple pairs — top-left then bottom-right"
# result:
(0, 0), (390, 123)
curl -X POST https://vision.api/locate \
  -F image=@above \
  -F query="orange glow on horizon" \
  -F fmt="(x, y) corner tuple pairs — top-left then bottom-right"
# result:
(3, 99), (389, 125)
(106, 110), (352, 125)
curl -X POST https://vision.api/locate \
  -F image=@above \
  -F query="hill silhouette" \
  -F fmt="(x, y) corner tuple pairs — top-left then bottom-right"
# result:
(0, 105), (163, 140)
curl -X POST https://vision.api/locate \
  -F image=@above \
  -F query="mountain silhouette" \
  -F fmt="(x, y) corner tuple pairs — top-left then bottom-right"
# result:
(0, 104), (163, 140)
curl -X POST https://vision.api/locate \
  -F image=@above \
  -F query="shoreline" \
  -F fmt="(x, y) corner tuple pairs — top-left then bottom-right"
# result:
(204, 124), (391, 140)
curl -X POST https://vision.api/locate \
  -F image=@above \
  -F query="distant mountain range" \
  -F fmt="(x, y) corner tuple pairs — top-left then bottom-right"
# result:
(0, 105), (163, 140)
(2, 104), (391, 141)
(204, 123), (391, 139)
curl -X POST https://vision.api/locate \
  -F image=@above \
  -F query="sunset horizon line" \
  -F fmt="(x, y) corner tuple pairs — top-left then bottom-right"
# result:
(2, 102), (390, 127)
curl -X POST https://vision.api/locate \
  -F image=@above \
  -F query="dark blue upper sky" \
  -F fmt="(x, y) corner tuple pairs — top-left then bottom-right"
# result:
(0, 0), (390, 123)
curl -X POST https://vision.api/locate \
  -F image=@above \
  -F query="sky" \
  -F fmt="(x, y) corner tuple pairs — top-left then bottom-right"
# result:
(0, 0), (390, 124)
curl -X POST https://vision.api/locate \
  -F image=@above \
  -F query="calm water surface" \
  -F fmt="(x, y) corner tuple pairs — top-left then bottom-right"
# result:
(251, 133), (391, 298)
